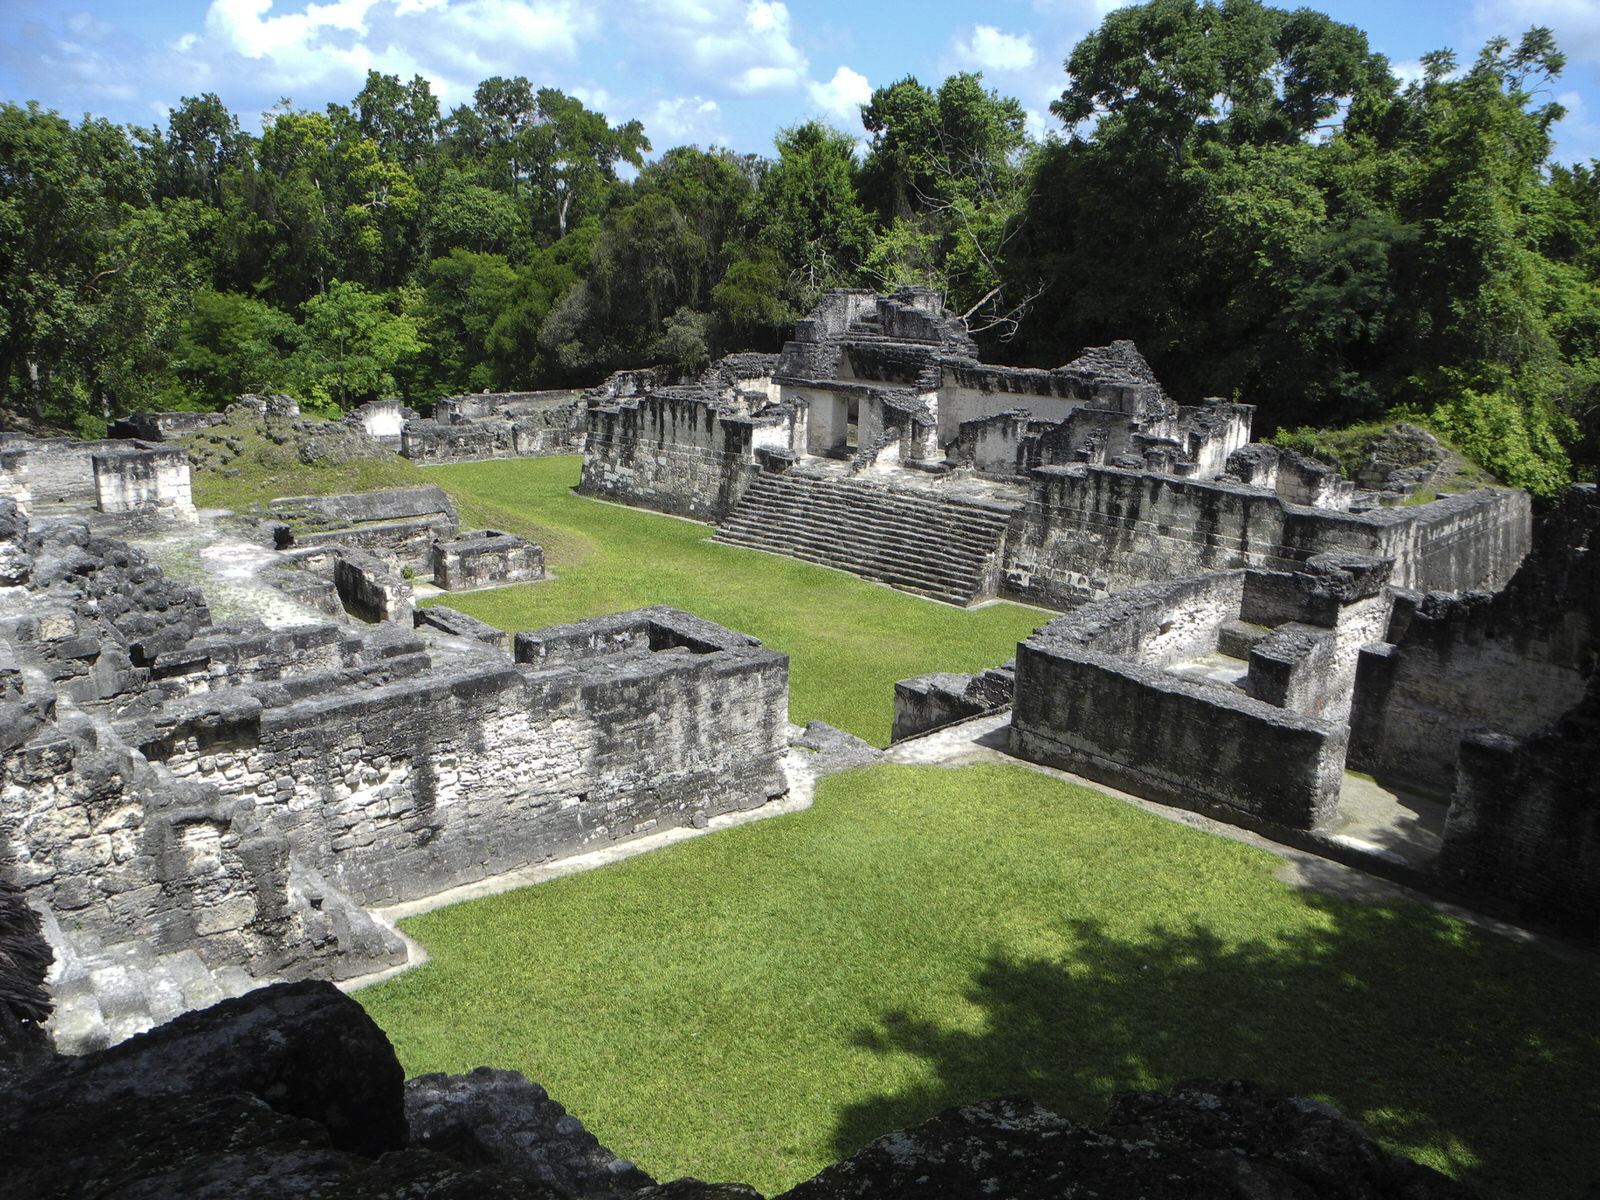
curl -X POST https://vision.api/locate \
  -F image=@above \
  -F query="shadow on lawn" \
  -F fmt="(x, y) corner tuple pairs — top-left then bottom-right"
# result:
(834, 896), (1600, 1200)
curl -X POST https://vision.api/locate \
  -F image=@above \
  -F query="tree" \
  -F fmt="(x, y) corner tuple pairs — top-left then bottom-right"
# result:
(155, 93), (243, 203)
(354, 71), (441, 173)
(171, 289), (298, 406)
(753, 122), (873, 302)
(291, 280), (425, 410)
(1052, 0), (1391, 159)
(524, 88), (648, 240)
(859, 73), (1036, 334)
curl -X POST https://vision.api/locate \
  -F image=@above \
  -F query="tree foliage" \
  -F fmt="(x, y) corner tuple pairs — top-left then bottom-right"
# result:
(0, 15), (1596, 492)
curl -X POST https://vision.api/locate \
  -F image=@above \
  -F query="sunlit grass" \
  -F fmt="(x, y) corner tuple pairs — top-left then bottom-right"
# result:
(416, 457), (1044, 746)
(359, 764), (1600, 1199)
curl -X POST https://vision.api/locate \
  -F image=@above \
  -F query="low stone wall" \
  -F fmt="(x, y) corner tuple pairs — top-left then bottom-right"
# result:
(270, 486), (459, 569)
(1, 502), (794, 1001)
(891, 665), (1014, 743)
(1001, 465), (1529, 609)
(1007, 560), (1391, 833)
(141, 606), (789, 907)
(332, 548), (415, 623)
(431, 530), (543, 591)
(1012, 642), (1348, 832)
(413, 605), (509, 651)
(109, 411), (226, 441)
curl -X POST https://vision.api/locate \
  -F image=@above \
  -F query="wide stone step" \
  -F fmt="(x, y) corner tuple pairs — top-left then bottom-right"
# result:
(713, 473), (1011, 606)
(728, 484), (1010, 542)
(720, 537), (981, 594)
(718, 522), (983, 580)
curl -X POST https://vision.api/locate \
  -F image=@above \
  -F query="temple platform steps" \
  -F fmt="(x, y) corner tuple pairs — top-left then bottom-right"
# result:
(711, 471), (1018, 606)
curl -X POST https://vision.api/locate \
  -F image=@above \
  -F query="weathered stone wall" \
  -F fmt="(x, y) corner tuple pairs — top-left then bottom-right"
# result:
(1, 502), (793, 1006)
(1011, 638), (1348, 832)
(1439, 677), (1599, 933)
(1008, 559), (1393, 833)
(332, 548), (416, 622)
(92, 447), (196, 521)
(141, 607), (789, 907)
(1001, 465), (1529, 609)
(431, 530), (544, 591)
(1350, 484), (1597, 795)
(579, 391), (802, 520)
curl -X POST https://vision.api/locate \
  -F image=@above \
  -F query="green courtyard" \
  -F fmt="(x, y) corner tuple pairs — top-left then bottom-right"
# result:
(356, 457), (1599, 1199)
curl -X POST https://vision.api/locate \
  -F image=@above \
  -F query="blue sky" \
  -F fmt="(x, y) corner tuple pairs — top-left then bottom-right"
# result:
(3, 0), (1598, 164)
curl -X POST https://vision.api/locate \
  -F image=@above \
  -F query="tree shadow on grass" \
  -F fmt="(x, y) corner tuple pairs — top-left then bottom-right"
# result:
(834, 897), (1600, 1200)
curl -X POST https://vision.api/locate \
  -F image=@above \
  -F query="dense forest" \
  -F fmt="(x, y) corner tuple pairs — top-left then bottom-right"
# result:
(2, 0), (1596, 496)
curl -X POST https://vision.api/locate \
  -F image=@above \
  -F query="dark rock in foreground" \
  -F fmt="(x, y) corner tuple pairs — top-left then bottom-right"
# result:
(779, 1084), (1474, 1200)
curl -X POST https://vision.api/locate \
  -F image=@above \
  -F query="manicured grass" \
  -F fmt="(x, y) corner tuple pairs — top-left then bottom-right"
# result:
(358, 763), (1600, 1199)
(416, 457), (1045, 746)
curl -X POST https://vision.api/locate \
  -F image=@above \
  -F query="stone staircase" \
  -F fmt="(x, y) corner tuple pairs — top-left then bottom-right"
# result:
(41, 911), (261, 1054)
(711, 472), (1015, 606)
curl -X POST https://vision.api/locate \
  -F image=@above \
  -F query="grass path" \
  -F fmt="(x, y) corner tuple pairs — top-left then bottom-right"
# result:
(359, 763), (1600, 1199)
(417, 457), (1045, 746)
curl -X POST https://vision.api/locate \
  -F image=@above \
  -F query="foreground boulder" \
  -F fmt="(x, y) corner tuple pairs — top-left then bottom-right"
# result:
(779, 1083), (1473, 1200)
(407, 1066), (655, 1198)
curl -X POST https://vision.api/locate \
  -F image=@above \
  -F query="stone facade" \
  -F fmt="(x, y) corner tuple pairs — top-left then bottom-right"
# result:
(0, 504), (791, 1044)
(432, 529), (545, 591)
(1000, 465), (1530, 609)
(1009, 555), (1393, 832)
(579, 290), (1252, 526)
(578, 291), (1529, 612)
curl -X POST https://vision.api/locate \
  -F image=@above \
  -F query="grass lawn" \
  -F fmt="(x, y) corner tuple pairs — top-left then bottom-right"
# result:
(186, 434), (1597, 1196)
(414, 457), (1046, 746)
(358, 762), (1600, 1199)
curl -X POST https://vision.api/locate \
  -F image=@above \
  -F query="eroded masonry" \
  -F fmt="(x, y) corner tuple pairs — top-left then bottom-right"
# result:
(0, 288), (1594, 1062)
(580, 288), (1529, 608)
(581, 288), (1593, 935)
(0, 421), (789, 1050)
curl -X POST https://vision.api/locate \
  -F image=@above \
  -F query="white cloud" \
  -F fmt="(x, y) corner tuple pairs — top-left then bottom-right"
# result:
(648, 95), (725, 145)
(1552, 88), (1600, 162)
(1471, 0), (1600, 62)
(953, 25), (1038, 74)
(806, 64), (872, 128)
(634, 0), (808, 96)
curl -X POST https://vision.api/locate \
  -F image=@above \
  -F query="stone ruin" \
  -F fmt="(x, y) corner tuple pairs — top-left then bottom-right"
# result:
(578, 289), (1531, 608)
(0, 480), (789, 1051)
(398, 389), (588, 463)
(0, 433), (197, 529)
(895, 486), (1599, 936)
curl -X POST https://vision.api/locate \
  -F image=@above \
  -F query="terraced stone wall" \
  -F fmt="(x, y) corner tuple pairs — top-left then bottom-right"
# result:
(1002, 465), (1529, 609)
(579, 391), (802, 520)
